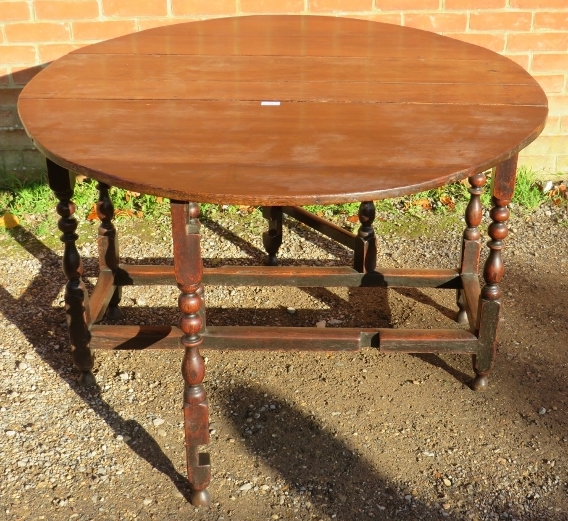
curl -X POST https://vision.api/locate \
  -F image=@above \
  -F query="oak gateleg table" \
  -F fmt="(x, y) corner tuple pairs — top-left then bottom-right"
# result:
(18, 15), (548, 506)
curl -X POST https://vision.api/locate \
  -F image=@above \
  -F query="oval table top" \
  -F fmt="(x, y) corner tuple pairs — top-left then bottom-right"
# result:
(18, 15), (548, 206)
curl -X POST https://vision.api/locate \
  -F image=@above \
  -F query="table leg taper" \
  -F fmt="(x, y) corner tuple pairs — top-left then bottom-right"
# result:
(354, 201), (377, 273)
(472, 155), (517, 390)
(171, 201), (211, 505)
(47, 159), (95, 385)
(262, 206), (283, 266)
(96, 182), (123, 320)
(458, 171), (487, 325)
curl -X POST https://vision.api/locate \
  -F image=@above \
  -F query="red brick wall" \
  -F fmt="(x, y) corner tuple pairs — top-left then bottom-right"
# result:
(1, 0), (567, 180)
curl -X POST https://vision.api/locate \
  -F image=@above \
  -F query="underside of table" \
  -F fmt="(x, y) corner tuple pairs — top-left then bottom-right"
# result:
(46, 154), (517, 506)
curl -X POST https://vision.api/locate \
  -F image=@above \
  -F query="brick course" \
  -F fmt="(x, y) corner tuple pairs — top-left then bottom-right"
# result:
(1, 0), (566, 179)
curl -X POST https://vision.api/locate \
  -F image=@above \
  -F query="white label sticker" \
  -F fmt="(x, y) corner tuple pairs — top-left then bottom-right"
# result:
(261, 101), (281, 106)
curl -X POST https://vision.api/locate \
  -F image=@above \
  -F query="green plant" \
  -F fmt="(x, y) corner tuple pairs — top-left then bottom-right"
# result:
(511, 166), (547, 209)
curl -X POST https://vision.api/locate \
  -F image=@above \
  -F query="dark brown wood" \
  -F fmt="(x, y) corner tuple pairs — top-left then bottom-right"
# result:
(116, 264), (462, 289)
(471, 155), (517, 390)
(66, 16), (509, 63)
(282, 206), (356, 249)
(18, 16), (548, 206)
(96, 182), (122, 320)
(461, 274), (481, 331)
(20, 17), (549, 502)
(46, 159), (94, 385)
(88, 325), (360, 351)
(86, 270), (115, 327)
(457, 171), (487, 324)
(353, 201), (377, 273)
(262, 206), (283, 266)
(377, 328), (478, 353)
(88, 324), (478, 353)
(170, 201), (211, 506)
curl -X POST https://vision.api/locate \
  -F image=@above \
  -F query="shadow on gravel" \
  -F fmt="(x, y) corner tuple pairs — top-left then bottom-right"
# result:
(219, 383), (461, 520)
(0, 225), (194, 501)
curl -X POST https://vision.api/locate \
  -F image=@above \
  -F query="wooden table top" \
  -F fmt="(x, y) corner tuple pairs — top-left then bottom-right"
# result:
(18, 15), (548, 205)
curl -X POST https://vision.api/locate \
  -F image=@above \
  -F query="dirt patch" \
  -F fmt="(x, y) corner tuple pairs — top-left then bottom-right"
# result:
(0, 205), (567, 520)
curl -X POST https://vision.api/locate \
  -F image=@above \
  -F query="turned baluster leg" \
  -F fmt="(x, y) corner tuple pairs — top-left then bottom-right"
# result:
(470, 156), (517, 391)
(47, 159), (95, 385)
(353, 201), (377, 273)
(96, 182), (123, 320)
(262, 206), (283, 266)
(457, 172), (487, 324)
(171, 200), (211, 506)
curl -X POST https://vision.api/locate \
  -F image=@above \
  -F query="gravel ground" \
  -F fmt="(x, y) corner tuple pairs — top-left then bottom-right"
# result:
(1, 203), (567, 521)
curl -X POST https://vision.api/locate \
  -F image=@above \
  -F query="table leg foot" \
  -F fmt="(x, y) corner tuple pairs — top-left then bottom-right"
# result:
(262, 206), (282, 266)
(78, 370), (97, 386)
(468, 374), (488, 391)
(105, 303), (123, 321)
(456, 291), (468, 324)
(190, 489), (211, 507)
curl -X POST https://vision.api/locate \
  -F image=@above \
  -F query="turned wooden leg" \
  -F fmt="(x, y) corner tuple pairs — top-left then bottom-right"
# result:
(353, 201), (377, 273)
(262, 206), (283, 266)
(96, 182), (123, 320)
(457, 172), (486, 325)
(471, 156), (517, 391)
(171, 200), (211, 506)
(47, 159), (95, 385)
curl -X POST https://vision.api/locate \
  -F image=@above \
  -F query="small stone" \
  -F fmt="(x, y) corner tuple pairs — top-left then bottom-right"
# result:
(315, 320), (326, 328)
(153, 418), (165, 426)
(239, 483), (253, 491)
(538, 407), (547, 415)
(328, 319), (343, 325)
(443, 478), (452, 487)
(338, 494), (347, 503)
(157, 429), (167, 437)
(5, 430), (16, 437)
(286, 307), (296, 314)
(442, 503), (451, 510)
(119, 372), (129, 381)
(143, 498), (152, 505)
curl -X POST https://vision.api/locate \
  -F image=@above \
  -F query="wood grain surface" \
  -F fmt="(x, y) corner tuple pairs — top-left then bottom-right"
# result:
(18, 15), (548, 205)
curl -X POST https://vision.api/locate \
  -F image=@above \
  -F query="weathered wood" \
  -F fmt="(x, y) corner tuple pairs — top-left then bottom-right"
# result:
(18, 17), (548, 207)
(282, 206), (356, 249)
(20, 16), (549, 504)
(461, 274), (481, 331)
(457, 172), (486, 324)
(86, 270), (115, 327)
(22, 54), (547, 105)
(96, 182), (122, 320)
(262, 206), (283, 266)
(89, 325), (478, 353)
(461, 172), (486, 274)
(116, 264), (462, 289)
(171, 200), (211, 506)
(471, 155), (517, 390)
(353, 201), (377, 273)
(47, 159), (94, 385)
(376, 328), (478, 353)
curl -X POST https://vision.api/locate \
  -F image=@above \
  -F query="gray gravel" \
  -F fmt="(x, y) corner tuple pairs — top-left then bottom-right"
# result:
(1, 203), (568, 520)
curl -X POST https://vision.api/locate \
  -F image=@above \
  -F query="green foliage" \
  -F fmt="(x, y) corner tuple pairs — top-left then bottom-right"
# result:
(511, 166), (547, 209)
(0, 167), (554, 237)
